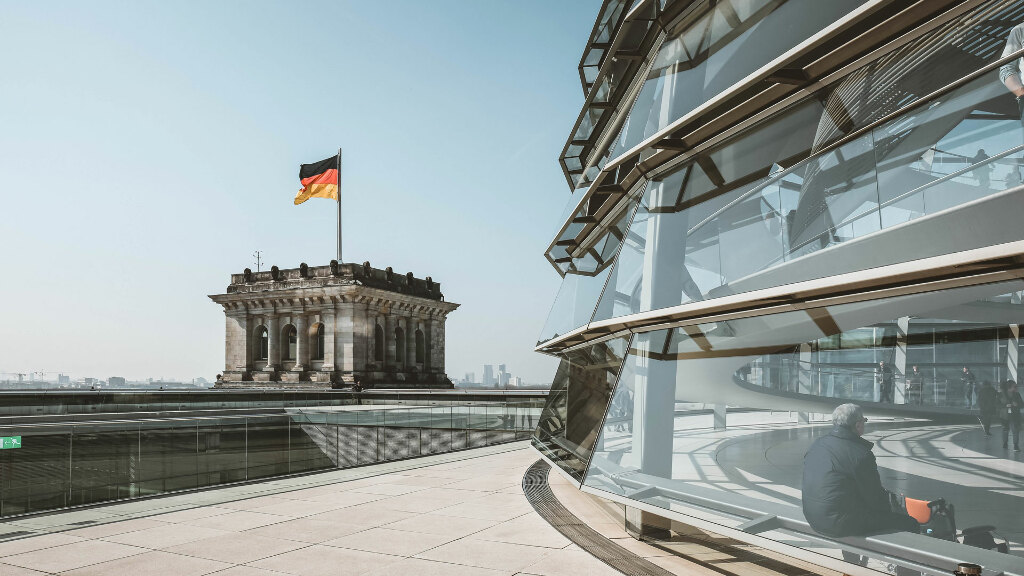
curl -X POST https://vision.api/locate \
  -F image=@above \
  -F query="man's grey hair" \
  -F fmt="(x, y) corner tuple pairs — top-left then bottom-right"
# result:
(832, 403), (864, 428)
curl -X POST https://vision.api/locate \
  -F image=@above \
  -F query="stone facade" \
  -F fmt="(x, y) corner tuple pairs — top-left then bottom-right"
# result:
(209, 261), (459, 389)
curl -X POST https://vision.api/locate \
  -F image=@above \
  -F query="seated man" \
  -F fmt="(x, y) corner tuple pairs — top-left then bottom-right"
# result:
(802, 404), (919, 537)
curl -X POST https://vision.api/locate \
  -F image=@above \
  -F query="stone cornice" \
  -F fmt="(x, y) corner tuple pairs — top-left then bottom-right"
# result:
(219, 262), (447, 301)
(210, 283), (459, 315)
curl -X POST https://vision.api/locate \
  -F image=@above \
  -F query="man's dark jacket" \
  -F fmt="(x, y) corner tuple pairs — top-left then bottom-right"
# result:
(802, 426), (917, 537)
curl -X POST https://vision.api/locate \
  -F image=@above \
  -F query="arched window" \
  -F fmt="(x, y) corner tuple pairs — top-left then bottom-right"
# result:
(415, 329), (425, 364)
(374, 324), (384, 362)
(256, 326), (268, 361)
(313, 324), (325, 361)
(284, 325), (297, 361)
(395, 327), (405, 363)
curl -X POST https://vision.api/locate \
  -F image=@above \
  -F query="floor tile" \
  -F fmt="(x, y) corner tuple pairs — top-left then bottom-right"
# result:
(308, 504), (415, 529)
(363, 557), (507, 576)
(349, 484), (425, 496)
(63, 550), (232, 576)
(415, 538), (554, 571)
(205, 566), (293, 576)
(0, 533), (86, 558)
(373, 488), (485, 514)
(0, 563), (48, 575)
(433, 501), (531, 522)
(382, 513), (497, 538)
(322, 527), (456, 557)
(248, 499), (348, 518)
(281, 490), (387, 507)
(63, 517), (168, 539)
(161, 532), (307, 564)
(181, 511), (287, 531)
(244, 517), (366, 543)
(521, 548), (623, 576)
(153, 506), (236, 523)
(248, 544), (402, 576)
(103, 524), (231, 548)
(1, 540), (146, 573)
(218, 496), (296, 511)
(469, 515), (571, 549)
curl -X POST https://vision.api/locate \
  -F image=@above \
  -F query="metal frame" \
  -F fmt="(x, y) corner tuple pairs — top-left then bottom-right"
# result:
(537, 235), (1024, 354)
(546, 0), (994, 272)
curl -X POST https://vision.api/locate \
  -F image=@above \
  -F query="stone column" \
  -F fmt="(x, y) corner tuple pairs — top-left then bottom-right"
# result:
(406, 312), (418, 369)
(424, 316), (434, 371)
(352, 302), (370, 373)
(294, 314), (307, 373)
(385, 312), (397, 369)
(336, 302), (355, 373)
(322, 309), (336, 373)
(433, 313), (446, 372)
(368, 312), (379, 366)
(265, 313), (280, 373)
(224, 311), (248, 379)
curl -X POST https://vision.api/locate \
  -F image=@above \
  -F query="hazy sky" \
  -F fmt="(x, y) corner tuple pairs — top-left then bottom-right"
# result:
(0, 1), (599, 383)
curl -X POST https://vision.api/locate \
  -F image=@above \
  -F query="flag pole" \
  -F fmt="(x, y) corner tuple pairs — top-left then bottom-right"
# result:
(336, 148), (343, 263)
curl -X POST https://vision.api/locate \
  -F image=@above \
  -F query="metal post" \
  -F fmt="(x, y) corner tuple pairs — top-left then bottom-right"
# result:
(337, 148), (343, 263)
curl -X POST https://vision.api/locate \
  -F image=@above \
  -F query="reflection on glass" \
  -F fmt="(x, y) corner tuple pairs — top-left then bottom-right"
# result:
(583, 1), (1024, 328)
(610, 0), (867, 159)
(538, 201), (638, 344)
(532, 337), (629, 481)
(584, 280), (1024, 573)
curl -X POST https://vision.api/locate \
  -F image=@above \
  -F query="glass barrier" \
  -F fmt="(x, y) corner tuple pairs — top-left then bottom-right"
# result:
(0, 397), (546, 519)
(584, 280), (1024, 574)
(532, 337), (629, 481)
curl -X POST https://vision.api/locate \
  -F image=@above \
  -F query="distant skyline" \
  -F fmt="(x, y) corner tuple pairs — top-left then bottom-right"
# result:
(0, 1), (600, 383)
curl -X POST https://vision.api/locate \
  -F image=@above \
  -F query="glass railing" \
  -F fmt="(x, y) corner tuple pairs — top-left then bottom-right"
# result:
(0, 400), (544, 519)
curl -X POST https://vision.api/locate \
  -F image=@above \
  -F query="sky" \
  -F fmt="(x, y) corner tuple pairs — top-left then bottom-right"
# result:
(0, 0), (600, 383)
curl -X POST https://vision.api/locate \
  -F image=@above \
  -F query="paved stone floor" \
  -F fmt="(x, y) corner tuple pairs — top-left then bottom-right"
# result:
(0, 442), (683, 576)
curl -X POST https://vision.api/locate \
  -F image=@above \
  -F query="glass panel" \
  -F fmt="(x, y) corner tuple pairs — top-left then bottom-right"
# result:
(289, 412), (334, 474)
(197, 417), (248, 487)
(592, 1), (1024, 322)
(138, 419), (195, 495)
(245, 416), (291, 481)
(610, 0), (868, 158)
(585, 280), (1024, 575)
(532, 336), (630, 482)
(538, 200), (638, 344)
(0, 429), (70, 516)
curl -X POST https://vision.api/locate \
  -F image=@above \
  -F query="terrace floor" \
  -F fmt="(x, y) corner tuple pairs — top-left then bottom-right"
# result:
(0, 441), (838, 576)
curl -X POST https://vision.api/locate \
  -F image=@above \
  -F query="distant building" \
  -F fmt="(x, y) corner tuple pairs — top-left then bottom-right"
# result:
(58, 374), (70, 385)
(210, 261), (459, 389)
(510, 376), (523, 388)
(108, 376), (126, 387)
(464, 372), (475, 384)
(482, 365), (494, 387)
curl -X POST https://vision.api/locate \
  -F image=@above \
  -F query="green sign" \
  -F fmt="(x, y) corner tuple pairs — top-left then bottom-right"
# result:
(1, 436), (22, 449)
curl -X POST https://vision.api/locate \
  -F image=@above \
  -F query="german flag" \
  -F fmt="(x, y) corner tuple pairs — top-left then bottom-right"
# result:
(294, 155), (339, 205)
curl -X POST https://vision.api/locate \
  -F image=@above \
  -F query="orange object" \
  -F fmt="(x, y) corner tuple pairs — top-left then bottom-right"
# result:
(905, 497), (932, 524)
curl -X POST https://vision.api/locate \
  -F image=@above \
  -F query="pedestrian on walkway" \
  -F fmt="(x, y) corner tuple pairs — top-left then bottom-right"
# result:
(878, 361), (894, 403)
(961, 366), (977, 409)
(978, 381), (999, 436)
(999, 380), (1022, 451)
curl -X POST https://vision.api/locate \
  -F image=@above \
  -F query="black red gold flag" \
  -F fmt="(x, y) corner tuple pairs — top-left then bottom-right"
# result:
(294, 155), (339, 205)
